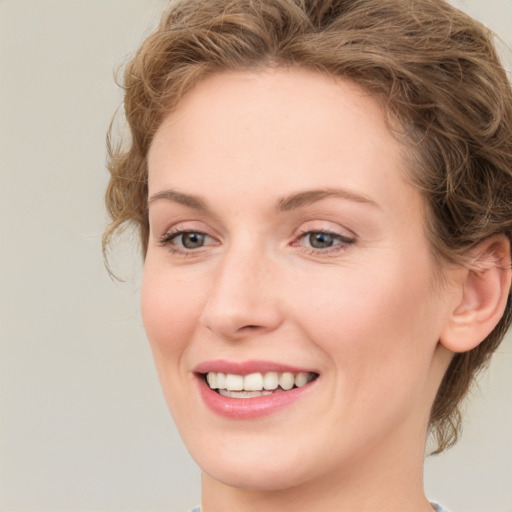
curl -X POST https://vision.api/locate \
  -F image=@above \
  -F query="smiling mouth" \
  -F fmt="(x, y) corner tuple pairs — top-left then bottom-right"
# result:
(203, 371), (318, 398)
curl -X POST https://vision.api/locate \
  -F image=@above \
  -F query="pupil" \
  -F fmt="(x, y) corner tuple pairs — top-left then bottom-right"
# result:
(309, 232), (334, 249)
(182, 233), (204, 249)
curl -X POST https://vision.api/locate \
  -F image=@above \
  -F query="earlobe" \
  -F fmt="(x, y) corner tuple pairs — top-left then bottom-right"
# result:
(440, 236), (512, 353)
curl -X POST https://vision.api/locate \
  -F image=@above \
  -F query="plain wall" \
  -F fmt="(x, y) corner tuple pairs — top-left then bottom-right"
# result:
(0, 1), (510, 511)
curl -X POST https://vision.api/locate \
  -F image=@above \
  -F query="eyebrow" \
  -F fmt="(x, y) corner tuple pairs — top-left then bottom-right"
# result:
(148, 189), (210, 212)
(276, 188), (380, 211)
(147, 186), (380, 212)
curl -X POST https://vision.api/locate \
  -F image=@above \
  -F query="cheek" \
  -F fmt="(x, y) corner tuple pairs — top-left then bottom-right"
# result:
(292, 260), (439, 394)
(140, 263), (209, 424)
(140, 264), (203, 361)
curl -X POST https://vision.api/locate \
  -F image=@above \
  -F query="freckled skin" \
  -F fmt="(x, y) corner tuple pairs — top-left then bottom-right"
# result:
(141, 68), (458, 512)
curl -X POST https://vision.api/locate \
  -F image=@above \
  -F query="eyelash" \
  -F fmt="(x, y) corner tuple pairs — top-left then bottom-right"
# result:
(293, 229), (355, 256)
(158, 228), (216, 256)
(157, 228), (355, 257)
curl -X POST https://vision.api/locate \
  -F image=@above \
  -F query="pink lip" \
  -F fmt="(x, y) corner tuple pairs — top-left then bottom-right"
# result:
(194, 359), (314, 375)
(194, 360), (318, 420)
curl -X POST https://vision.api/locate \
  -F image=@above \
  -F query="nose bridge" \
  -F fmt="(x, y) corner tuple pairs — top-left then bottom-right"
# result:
(199, 236), (281, 339)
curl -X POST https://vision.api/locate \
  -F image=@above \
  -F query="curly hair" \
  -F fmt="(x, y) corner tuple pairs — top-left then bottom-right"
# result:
(104, 0), (512, 452)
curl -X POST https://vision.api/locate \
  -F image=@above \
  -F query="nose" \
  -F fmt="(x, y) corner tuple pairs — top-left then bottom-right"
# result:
(199, 244), (283, 341)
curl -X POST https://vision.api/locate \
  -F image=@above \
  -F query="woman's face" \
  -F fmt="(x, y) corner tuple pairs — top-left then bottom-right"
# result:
(142, 68), (456, 491)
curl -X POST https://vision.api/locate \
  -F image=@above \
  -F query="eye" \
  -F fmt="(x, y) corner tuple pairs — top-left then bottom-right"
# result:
(158, 228), (217, 255)
(174, 232), (207, 249)
(306, 231), (339, 249)
(293, 229), (355, 255)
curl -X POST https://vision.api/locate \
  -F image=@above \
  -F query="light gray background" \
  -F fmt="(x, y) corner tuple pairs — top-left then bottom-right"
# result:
(0, 1), (510, 511)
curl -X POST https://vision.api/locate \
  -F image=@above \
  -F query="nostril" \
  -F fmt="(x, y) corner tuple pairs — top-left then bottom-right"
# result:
(239, 325), (259, 331)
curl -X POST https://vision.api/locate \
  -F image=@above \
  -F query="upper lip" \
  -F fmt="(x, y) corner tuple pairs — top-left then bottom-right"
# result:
(194, 359), (317, 375)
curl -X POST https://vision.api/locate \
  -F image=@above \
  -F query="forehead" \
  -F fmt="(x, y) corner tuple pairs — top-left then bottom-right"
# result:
(149, 67), (396, 164)
(147, 67), (419, 220)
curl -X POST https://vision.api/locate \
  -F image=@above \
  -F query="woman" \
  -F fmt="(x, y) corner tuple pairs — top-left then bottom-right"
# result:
(104, 0), (512, 510)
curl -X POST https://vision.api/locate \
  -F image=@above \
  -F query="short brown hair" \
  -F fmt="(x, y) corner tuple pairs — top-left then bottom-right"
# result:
(104, 0), (512, 452)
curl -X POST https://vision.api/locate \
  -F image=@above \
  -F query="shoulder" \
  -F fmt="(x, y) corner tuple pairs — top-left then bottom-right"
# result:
(431, 503), (450, 512)
(189, 505), (448, 511)
(190, 504), (447, 511)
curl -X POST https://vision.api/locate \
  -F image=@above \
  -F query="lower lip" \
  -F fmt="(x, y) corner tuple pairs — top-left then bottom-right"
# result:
(197, 377), (317, 419)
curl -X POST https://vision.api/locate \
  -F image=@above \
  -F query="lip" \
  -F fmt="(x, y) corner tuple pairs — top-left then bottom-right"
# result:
(194, 359), (315, 375)
(194, 360), (318, 419)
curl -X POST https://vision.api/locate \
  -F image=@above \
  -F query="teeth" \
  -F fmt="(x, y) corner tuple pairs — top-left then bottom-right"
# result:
(279, 372), (294, 391)
(263, 371), (279, 390)
(205, 371), (316, 393)
(244, 373), (263, 391)
(219, 389), (273, 398)
(225, 374), (244, 391)
(215, 373), (226, 389)
(295, 372), (309, 387)
(206, 372), (217, 389)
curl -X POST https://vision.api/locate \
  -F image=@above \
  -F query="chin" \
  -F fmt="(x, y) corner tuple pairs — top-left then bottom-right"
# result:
(202, 458), (312, 492)
(184, 422), (351, 496)
(183, 430), (318, 491)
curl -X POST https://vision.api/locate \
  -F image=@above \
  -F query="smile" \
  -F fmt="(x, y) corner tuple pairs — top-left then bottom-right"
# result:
(194, 362), (319, 419)
(205, 371), (317, 398)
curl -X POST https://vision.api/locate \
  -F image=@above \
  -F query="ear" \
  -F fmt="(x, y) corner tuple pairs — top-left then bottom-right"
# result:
(440, 235), (512, 353)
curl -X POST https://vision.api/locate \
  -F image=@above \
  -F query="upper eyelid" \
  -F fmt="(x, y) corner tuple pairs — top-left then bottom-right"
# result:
(160, 227), (214, 242)
(155, 221), (357, 245)
(297, 227), (354, 238)
(294, 230), (355, 246)
(156, 220), (217, 238)
(295, 221), (357, 240)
